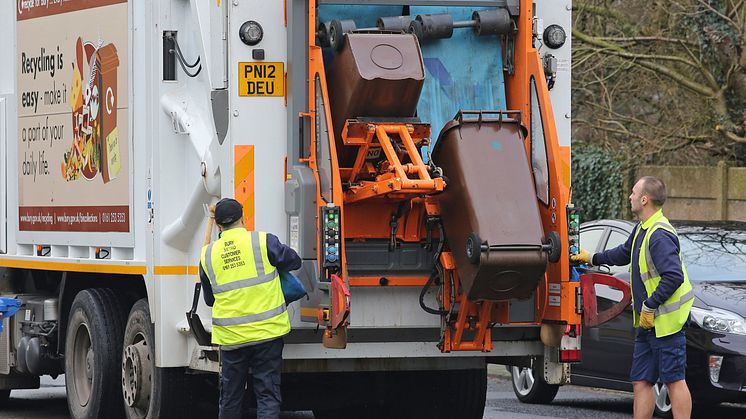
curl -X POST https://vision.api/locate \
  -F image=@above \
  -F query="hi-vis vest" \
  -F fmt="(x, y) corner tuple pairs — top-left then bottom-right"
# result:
(200, 228), (290, 346)
(631, 210), (694, 337)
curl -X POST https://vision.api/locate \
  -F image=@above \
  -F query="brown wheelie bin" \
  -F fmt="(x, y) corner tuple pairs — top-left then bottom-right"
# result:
(327, 33), (425, 167)
(431, 111), (548, 301)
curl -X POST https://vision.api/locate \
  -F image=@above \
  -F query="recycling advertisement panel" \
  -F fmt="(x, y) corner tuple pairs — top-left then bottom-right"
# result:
(16, 0), (130, 232)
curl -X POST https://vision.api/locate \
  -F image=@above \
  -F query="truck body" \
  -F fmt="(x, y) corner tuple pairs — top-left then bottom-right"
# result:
(0, 1), (596, 417)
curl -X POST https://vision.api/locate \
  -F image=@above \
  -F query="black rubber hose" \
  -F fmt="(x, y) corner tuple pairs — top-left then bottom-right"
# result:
(175, 51), (202, 77)
(173, 37), (200, 68)
(420, 271), (447, 315)
(420, 220), (448, 315)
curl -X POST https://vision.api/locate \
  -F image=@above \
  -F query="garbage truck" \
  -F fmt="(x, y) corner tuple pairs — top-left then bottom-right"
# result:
(0, 0), (630, 417)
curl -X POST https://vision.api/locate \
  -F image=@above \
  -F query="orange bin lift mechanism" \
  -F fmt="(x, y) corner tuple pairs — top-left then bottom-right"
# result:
(340, 121), (445, 204)
(302, 1), (581, 351)
(438, 251), (494, 353)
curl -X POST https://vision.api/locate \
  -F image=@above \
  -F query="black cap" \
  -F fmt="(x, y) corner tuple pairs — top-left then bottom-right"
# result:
(214, 198), (243, 225)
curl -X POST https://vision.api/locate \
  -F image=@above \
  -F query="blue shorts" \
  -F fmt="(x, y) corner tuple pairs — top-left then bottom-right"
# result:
(630, 328), (687, 384)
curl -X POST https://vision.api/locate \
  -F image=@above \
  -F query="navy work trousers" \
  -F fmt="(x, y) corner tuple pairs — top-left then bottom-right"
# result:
(219, 338), (284, 419)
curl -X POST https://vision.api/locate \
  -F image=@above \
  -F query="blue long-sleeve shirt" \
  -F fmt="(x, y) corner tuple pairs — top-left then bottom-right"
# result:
(199, 231), (302, 307)
(592, 224), (684, 315)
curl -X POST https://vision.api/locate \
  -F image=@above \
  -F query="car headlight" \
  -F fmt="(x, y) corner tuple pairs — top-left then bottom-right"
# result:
(690, 306), (746, 336)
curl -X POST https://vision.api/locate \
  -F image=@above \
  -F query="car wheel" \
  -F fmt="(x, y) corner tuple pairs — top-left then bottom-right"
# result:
(654, 382), (672, 418)
(510, 366), (560, 404)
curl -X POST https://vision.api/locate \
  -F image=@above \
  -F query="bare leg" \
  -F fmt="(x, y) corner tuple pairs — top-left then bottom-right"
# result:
(666, 379), (692, 419)
(633, 380), (655, 419)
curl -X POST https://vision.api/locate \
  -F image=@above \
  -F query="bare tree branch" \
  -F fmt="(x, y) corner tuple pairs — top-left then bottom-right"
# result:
(597, 36), (698, 46)
(573, 29), (719, 96)
(717, 126), (746, 143)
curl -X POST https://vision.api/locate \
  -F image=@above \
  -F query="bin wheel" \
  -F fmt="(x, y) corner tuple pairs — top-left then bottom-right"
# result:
(329, 19), (356, 52)
(545, 231), (562, 263)
(466, 232), (482, 264)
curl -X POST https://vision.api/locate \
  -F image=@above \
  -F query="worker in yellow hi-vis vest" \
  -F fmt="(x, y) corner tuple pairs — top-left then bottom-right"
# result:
(573, 176), (693, 419)
(199, 198), (301, 419)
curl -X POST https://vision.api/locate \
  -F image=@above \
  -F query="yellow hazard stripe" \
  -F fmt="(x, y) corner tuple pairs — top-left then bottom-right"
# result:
(300, 307), (318, 318)
(234, 145), (255, 230)
(0, 258), (146, 275)
(153, 265), (199, 275)
(0, 259), (206, 276)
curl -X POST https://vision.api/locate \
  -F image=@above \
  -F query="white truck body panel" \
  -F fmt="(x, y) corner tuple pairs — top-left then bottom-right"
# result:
(535, 0), (572, 149)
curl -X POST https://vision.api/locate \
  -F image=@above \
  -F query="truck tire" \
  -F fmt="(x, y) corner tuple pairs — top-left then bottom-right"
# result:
(0, 389), (10, 406)
(397, 368), (488, 419)
(437, 368), (487, 418)
(312, 368), (486, 419)
(122, 298), (193, 419)
(312, 408), (351, 419)
(65, 288), (128, 419)
(510, 365), (559, 404)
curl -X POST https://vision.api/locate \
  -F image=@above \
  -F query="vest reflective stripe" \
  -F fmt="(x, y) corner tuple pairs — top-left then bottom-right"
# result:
(639, 222), (668, 283)
(631, 212), (694, 337)
(656, 289), (694, 316)
(213, 303), (286, 326)
(200, 229), (290, 346)
(251, 231), (265, 275)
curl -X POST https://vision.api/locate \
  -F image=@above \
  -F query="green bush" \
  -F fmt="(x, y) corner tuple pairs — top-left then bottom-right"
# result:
(571, 147), (625, 221)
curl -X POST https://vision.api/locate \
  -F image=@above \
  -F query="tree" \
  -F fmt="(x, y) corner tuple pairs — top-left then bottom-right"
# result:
(572, 0), (745, 165)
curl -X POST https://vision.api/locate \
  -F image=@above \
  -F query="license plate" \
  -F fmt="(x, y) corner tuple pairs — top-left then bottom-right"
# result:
(238, 62), (284, 97)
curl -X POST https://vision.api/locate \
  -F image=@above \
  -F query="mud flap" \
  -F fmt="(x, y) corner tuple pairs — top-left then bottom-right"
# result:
(580, 273), (631, 328)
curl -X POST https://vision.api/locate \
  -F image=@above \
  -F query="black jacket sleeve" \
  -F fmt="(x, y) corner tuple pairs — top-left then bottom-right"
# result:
(266, 233), (302, 271)
(592, 226), (635, 267)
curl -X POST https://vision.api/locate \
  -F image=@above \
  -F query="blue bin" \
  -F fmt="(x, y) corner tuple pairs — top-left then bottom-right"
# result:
(0, 297), (22, 333)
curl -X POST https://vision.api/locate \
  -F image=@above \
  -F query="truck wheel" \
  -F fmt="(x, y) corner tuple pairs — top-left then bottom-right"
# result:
(443, 368), (487, 418)
(401, 368), (487, 419)
(0, 389), (10, 405)
(313, 408), (352, 419)
(65, 288), (128, 419)
(510, 365), (559, 404)
(122, 298), (190, 419)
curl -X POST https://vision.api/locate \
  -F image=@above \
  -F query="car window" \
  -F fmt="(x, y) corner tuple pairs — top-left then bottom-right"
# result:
(606, 229), (628, 250)
(604, 229), (630, 274)
(679, 228), (746, 282)
(580, 228), (605, 253)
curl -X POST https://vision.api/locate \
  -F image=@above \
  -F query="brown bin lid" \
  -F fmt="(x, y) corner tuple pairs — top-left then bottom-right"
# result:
(347, 33), (424, 81)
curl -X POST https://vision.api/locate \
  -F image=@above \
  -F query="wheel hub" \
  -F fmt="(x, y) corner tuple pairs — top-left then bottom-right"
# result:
(122, 341), (151, 410)
(85, 348), (94, 381)
(71, 322), (93, 407)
